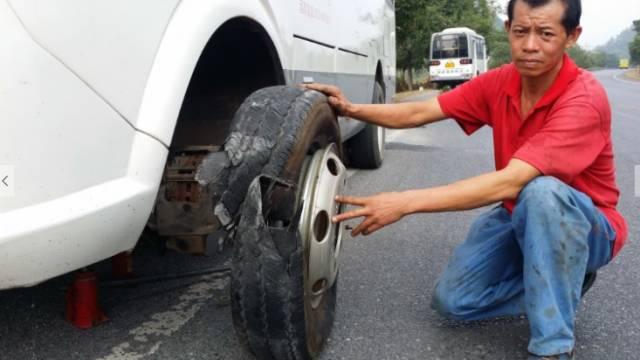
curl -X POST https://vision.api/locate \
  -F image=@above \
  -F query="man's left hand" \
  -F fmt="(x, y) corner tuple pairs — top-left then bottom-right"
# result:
(333, 192), (411, 237)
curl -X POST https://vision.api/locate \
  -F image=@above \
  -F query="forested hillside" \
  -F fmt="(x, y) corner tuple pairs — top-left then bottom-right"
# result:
(595, 28), (633, 59)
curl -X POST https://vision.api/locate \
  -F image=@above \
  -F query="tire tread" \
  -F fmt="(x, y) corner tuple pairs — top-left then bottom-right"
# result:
(217, 86), (337, 360)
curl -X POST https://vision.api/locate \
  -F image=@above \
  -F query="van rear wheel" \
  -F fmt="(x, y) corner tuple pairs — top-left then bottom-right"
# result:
(346, 82), (385, 169)
(212, 86), (345, 360)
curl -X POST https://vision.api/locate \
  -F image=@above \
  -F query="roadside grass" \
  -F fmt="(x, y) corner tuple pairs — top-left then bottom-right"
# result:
(623, 67), (640, 81)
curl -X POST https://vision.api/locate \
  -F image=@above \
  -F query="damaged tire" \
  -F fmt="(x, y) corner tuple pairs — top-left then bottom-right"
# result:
(346, 82), (385, 169)
(212, 86), (345, 360)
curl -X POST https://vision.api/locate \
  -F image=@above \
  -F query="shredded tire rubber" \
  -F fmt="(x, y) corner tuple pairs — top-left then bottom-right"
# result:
(205, 86), (341, 360)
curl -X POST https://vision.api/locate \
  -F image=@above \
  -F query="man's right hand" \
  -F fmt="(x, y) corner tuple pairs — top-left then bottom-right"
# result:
(303, 83), (354, 117)
(305, 82), (447, 130)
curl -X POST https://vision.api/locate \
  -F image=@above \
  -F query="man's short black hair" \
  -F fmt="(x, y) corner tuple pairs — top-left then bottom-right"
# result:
(507, 0), (582, 34)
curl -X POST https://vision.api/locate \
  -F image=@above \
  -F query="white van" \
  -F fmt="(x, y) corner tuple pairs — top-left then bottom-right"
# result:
(0, 1), (395, 358)
(429, 27), (487, 87)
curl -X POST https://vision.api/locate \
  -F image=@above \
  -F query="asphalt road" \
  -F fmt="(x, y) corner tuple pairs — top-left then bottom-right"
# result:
(0, 69), (638, 360)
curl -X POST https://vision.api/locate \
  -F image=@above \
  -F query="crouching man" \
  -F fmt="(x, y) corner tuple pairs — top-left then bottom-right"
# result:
(306, 0), (627, 358)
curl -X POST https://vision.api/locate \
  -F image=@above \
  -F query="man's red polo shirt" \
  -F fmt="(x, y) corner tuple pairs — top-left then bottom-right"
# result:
(437, 54), (627, 257)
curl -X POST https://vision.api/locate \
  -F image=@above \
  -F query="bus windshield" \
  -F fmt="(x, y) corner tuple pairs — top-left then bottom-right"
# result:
(431, 34), (469, 59)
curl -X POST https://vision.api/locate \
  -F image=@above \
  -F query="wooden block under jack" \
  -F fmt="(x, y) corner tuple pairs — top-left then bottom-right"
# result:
(166, 235), (207, 255)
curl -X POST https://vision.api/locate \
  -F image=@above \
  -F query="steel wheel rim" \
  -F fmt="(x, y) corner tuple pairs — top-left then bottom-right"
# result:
(297, 143), (346, 309)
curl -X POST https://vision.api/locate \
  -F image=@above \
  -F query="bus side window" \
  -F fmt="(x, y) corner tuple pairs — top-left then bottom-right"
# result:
(433, 38), (440, 59)
(470, 39), (475, 59)
(459, 34), (469, 58)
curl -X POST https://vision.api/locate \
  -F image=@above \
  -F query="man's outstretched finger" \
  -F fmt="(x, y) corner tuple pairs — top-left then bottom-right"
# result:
(352, 218), (375, 237)
(335, 195), (367, 206)
(304, 83), (337, 94)
(332, 208), (368, 223)
(363, 223), (383, 236)
(302, 83), (321, 91)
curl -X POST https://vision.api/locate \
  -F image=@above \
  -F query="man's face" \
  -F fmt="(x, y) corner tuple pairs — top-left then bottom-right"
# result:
(506, 0), (581, 78)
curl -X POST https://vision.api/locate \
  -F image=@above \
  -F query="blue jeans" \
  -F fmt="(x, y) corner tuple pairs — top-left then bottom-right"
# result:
(431, 177), (616, 356)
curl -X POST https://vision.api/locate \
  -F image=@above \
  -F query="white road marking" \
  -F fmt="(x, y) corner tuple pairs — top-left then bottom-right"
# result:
(97, 342), (162, 360)
(613, 72), (640, 85)
(96, 274), (229, 360)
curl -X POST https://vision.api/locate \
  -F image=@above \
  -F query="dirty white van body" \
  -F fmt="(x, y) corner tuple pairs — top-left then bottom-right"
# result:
(0, 0), (396, 289)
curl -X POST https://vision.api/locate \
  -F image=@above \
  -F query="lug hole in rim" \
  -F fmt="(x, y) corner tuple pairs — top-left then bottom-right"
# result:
(326, 158), (339, 176)
(313, 210), (330, 242)
(312, 279), (328, 293)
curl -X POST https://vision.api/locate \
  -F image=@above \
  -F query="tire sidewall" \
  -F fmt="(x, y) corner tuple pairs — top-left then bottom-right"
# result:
(372, 82), (385, 165)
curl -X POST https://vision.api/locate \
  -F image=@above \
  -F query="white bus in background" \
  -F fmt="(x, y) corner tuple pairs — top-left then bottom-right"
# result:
(429, 27), (487, 88)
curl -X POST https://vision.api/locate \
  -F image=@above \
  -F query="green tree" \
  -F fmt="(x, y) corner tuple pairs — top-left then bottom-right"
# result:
(396, 0), (447, 89)
(630, 20), (640, 65)
(603, 52), (620, 68)
(590, 51), (606, 68)
(487, 27), (511, 68)
(567, 45), (594, 69)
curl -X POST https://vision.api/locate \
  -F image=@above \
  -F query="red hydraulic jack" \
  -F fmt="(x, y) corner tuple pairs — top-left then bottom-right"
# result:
(65, 270), (108, 329)
(65, 252), (133, 329)
(64, 251), (229, 328)
(111, 251), (134, 279)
